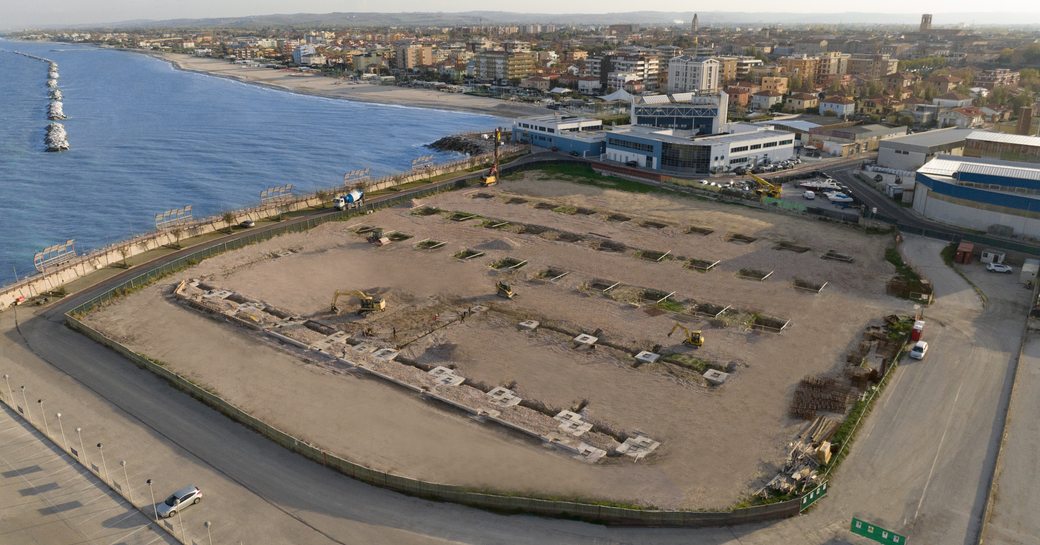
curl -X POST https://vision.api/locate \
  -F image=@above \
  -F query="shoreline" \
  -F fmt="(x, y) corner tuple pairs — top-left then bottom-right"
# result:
(150, 51), (547, 119)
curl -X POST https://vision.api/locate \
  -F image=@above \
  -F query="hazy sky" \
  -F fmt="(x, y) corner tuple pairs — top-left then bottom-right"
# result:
(4, 1), (1040, 29)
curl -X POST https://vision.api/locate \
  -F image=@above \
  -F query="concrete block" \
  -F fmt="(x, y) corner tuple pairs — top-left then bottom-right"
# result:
(703, 369), (730, 386)
(573, 334), (598, 347)
(518, 320), (540, 331)
(487, 387), (522, 407)
(617, 435), (660, 461)
(372, 348), (400, 361)
(635, 351), (661, 364)
(428, 366), (465, 387)
(554, 410), (593, 437)
(574, 443), (608, 464)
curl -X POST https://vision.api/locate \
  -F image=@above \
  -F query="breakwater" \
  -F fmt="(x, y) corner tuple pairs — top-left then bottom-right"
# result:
(9, 50), (69, 150)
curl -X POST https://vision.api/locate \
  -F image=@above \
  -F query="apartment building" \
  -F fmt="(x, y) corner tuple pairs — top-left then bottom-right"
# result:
(666, 56), (720, 93)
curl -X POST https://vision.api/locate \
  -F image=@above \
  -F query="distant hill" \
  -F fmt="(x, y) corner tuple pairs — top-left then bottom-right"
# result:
(30, 10), (1040, 31)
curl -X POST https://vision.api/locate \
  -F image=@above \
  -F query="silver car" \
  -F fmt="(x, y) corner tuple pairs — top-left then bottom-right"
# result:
(156, 485), (202, 518)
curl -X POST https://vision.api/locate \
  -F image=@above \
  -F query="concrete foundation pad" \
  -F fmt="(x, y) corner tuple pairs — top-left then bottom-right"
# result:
(573, 334), (598, 347)
(703, 369), (730, 386)
(617, 435), (660, 461)
(635, 350), (661, 364)
(428, 366), (465, 387)
(518, 319), (540, 331)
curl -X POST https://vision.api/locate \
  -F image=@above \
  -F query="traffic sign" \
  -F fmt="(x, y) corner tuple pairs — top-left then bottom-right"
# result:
(851, 517), (907, 545)
(799, 481), (828, 512)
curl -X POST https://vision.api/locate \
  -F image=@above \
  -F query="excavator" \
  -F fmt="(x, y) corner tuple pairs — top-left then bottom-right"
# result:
(331, 290), (387, 315)
(750, 173), (781, 199)
(496, 281), (515, 299)
(481, 127), (503, 187)
(668, 322), (705, 348)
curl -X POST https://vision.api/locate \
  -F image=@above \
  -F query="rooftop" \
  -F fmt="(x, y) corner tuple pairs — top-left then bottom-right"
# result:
(966, 131), (1040, 147)
(881, 128), (975, 150)
(919, 154), (1040, 183)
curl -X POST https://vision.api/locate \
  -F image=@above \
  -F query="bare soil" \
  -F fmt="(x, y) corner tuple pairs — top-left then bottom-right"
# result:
(86, 172), (905, 509)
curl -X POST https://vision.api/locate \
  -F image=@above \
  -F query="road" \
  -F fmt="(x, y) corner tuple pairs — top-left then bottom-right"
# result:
(0, 162), (1029, 544)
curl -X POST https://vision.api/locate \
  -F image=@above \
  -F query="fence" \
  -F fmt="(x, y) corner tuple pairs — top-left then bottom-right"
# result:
(61, 180), (806, 527)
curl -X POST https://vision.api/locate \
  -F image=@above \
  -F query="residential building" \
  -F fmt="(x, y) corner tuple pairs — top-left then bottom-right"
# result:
(577, 76), (602, 95)
(816, 52), (850, 82)
(667, 56), (719, 93)
(292, 45), (325, 66)
(603, 124), (795, 174)
(724, 85), (752, 107)
(472, 51), (535, 82)
(976, 68), (1021, 89)
(913, 155), (1040, 238)
(734, 57), (764, 78)
(751, 90), (783, 111)
(933, 93), (974, 108)
(819, 96), (856, 118)
(394, 43), (433, 69)
(938, 107), (985, 129)
(519, 75), (551, 91)
(716, 56), (738, 84)
(964, 131), (1040, 163)
(761, 76), (788, 95)
(631, 91), (729, 135)
(847, 54), (898, 80)
(512, 115), (605, 156)
(784, 92), (819, 113)
(780, 55), (819, 81)
(877, 127), (974, 171)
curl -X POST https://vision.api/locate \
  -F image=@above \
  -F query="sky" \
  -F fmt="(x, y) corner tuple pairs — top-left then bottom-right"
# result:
(4, 1), (1040, 29)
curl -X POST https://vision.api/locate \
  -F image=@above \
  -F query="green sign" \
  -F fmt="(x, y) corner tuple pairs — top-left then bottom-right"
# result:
(851, 517), (908, 545)
(799, 481), (828, 512)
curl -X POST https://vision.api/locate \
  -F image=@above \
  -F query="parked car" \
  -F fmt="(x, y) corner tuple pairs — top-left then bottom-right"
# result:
(156, 485), (202, 518)
(625, 160), (638, 167)
(909, 341), (929, 360)
(803, 190), (816, 200)
(986, 263), (1013, 273)
(239, 219), (255, 228)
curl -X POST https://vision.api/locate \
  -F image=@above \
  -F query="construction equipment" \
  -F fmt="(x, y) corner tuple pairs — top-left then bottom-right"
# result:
(481, 127), (503, 187)
(496, 281), (515, 299)
(750, 173), (782, 199)
(331, 290), (387, 314)
(668, 322), (704, 347)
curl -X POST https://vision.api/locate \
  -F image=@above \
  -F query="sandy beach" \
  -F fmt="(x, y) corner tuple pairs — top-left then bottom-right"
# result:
(159, 53), (549, 119)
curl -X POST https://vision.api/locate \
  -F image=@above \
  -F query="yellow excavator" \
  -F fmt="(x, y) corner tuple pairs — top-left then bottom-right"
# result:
(331, 290), (387, 315)
(482, 127), (503, 187)
(750, 173), (781, 199)
(496, 281), (515, 299)
(668, 322), (705, 347)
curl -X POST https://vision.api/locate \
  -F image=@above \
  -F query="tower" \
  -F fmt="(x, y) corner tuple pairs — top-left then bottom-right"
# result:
(920, 14), (932, 32)
(692, 13), (699, 34)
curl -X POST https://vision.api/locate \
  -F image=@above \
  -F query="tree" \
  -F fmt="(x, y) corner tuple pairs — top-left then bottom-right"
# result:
(222, 212), (237, 234)
(169, 227), (184, 249)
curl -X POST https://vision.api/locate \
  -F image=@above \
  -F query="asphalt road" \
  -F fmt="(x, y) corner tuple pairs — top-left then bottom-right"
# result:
(0, 159), (1030, 545)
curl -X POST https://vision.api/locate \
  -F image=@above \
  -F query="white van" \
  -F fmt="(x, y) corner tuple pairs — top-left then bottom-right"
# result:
(803, 190), (816, 200)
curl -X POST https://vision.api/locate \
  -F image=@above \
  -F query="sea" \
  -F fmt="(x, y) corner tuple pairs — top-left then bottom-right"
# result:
(0, 39), (501, 286)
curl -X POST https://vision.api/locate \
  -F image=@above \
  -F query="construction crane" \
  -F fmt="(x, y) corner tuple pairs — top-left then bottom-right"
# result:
(750, 173), (781, 199)
(496, 281), (515, 299)
(331, 290), (387, 315)
(481, 127), (503, 187)
(668, 322), (704, 347)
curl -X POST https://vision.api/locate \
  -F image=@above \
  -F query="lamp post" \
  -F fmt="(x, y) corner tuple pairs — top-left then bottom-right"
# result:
(55, 412), (68, 451)
(19, 386), (30, 423)
(96, 443), (109, 482)
(37, 400), (50, 437)
(75, 427), (85, 462)
(120, 460), (133, 503)
(2, 374), (12, 404)
(205, 520), (213, 545)
(146, 479), (158, 522)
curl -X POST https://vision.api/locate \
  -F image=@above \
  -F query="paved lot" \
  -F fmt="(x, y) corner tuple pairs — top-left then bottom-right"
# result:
(0, 405), (173, 545)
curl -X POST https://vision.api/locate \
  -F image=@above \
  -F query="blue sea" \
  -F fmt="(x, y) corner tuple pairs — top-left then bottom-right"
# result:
(0, 39), (500, 285)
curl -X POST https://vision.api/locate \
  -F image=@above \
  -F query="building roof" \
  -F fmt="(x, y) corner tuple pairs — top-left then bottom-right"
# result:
(880, 128), (974, 151)
(919, 154), (1040, 183)
(756, 119), (820, 132)
(607, 125), (794, 146)
(966, 131), (1040, 147)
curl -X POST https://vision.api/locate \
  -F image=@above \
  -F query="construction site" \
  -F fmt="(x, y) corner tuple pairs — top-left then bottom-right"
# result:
(84, 166), (914, 510)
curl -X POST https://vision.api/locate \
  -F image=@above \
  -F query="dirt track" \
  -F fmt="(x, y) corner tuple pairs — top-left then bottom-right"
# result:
(87, 172), (907, 509)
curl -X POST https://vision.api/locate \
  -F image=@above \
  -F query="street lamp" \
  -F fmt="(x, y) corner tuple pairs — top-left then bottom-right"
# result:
(75, 427), (85, 462)
(120, 460), (133, 504)
(55, 412), (68, 451)
(19, 386), (30, 423)
(2, 374), (12, 404)
(146, 479), (158, 522)
(37, 400), (50, 437)
(205, 520), (213, 545)
(96, 443), (109, 482)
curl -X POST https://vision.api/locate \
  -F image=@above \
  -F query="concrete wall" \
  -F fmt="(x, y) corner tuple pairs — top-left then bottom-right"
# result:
(913, 185), (1040, 239)
(0, 146), (520, 311)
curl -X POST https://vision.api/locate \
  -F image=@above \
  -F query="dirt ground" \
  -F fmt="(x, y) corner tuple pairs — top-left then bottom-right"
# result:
(86, 171), (909, 509)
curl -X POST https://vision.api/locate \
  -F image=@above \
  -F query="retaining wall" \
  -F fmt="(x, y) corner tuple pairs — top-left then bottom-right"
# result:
(61, 184), (804, 527)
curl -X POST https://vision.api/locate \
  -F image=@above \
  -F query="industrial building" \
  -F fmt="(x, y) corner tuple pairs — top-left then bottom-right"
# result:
(963, 132), (1040, 164)
(511, 115), (606, 156)
(914, 155), (1040, 238)
(877, 128), (974, 171)
(604, 124), (794, 174)
(631, 92), (729, 135)
(808, 124), (907, 156)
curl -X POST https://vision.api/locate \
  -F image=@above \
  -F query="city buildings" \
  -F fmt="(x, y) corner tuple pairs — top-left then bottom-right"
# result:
(604, 124), (794, 174)
(471, 51), (535, 83)
(976, 68), (1021, 89)
(847, 53), (899, 80)
(394, 43), (433, 69)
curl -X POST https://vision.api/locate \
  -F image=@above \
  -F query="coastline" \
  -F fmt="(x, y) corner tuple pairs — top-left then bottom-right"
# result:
(153, 51), (547, 119)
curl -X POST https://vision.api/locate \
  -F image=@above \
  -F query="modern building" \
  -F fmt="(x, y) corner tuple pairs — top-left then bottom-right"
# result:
(964, 131), (1040, 163)
(877, 128), (974, 171)
(631, 92), (729, 135)
(667, 56), (720, 93)
(512, 115), (606, 156)
(914, 155), (1040, 238)
(603, 124), (794, 174)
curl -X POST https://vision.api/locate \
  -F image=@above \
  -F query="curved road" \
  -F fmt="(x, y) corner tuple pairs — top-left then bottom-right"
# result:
(0, 156), (1026, 545)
